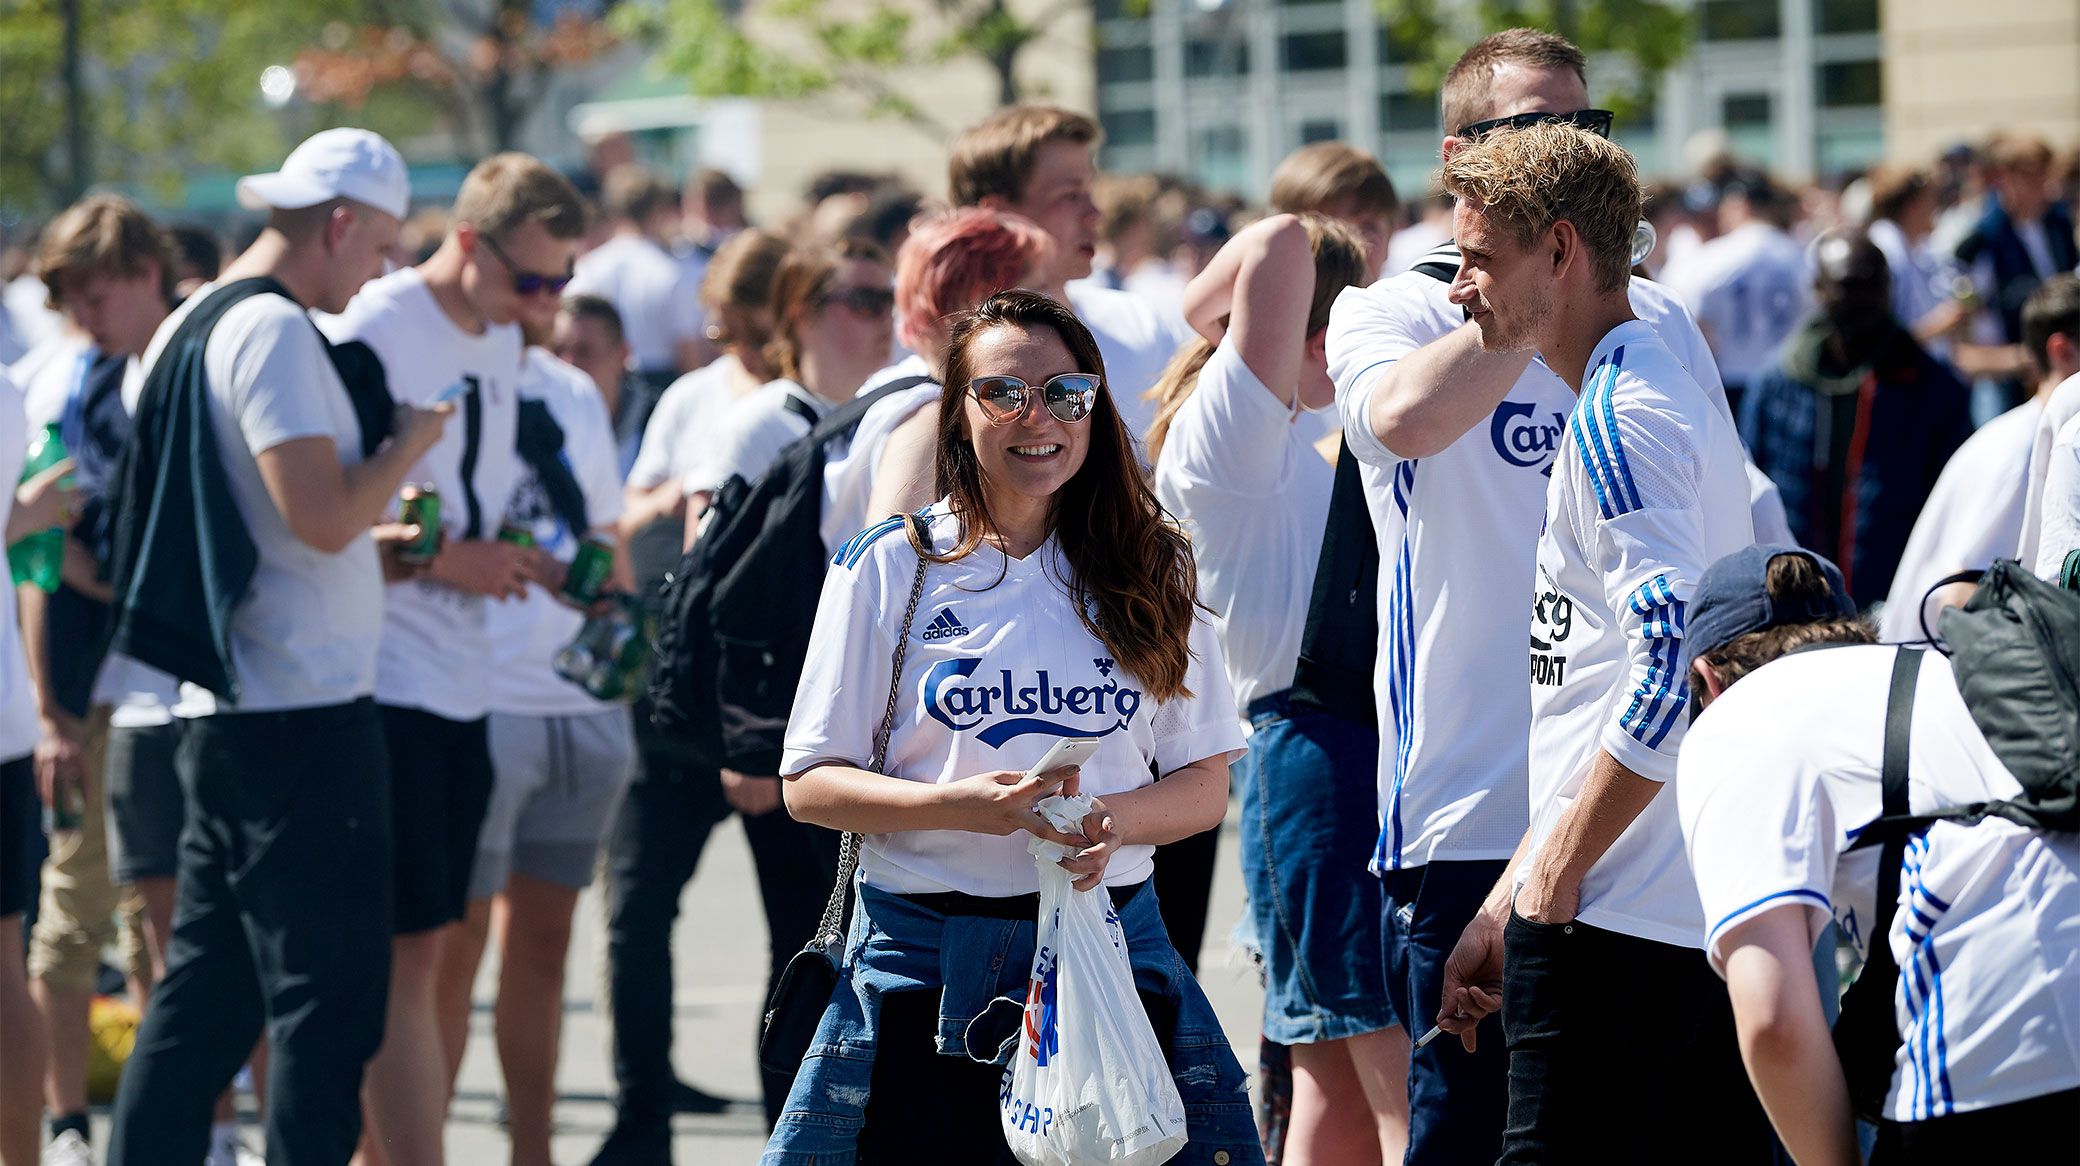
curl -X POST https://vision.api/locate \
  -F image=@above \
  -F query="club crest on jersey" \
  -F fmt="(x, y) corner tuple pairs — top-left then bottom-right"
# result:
(922, 657), (1143, 747)
(1491, 400), (1567, 476)
(919, 606), (971, 642)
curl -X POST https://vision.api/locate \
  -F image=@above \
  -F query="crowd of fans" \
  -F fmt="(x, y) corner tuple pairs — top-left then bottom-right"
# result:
(1, 22), (2078, 1166)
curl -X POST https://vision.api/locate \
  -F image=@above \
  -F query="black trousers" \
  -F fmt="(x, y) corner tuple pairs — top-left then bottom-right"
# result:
(109, 701), (393, 1166)
(1498, 913), (1777, 1165)
(600, 752), (838, 1130)
(1152, 827), (1219, 973)
(1873, 1087), (2080, 1163)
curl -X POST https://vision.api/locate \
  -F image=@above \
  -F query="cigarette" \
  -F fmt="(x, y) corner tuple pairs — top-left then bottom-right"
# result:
(1413, 1023), (1444, 1050)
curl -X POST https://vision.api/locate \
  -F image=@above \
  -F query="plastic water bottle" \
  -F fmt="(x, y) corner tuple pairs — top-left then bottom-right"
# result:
(9, 423), (68, 592)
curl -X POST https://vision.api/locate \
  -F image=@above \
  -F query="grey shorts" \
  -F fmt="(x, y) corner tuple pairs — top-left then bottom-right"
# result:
(106, 721), (185, 884)
(469, 707), (637, 900)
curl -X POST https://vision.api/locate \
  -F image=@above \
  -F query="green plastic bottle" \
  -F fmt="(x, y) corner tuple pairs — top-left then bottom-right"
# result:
(8, 423), (67, 592)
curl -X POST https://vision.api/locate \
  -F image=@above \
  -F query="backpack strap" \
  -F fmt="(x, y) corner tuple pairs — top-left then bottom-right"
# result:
(1873, 646), (1921, 937)
(799, 373), (937, 451)
(1917, 568), (1984, 645)
(1832, 645), (1922, 1120)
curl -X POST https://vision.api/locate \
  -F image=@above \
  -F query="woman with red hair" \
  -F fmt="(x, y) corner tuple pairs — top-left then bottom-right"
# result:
(827, 207), (1052, 537)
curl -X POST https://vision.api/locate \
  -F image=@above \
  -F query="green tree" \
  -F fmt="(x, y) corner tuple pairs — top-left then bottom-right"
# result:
(1380, 0), (1693, 123)
(293, 0), (619, 156)
(0, 0), (356, 213)
(614, 0), (1072, 141)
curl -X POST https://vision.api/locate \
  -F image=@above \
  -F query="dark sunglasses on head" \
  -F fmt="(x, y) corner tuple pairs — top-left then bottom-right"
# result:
(1456, 108), (1615, 142)
(968, 373), (1100, 425)
(819, 286), (896, 316)
(477, 234), (574, 297)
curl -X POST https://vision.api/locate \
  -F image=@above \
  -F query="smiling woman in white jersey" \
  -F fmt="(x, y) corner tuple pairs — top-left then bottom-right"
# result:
(766, 290), (1261, 1164)
(1148, 212), (1406, 1165)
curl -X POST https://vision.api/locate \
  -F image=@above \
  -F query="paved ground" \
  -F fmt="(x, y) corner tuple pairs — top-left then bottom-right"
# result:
(441, 811), (1264, 1165)
(80, 810), (1261, 1163)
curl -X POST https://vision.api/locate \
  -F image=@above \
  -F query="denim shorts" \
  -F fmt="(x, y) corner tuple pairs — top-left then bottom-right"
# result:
(762, 879), (1264, 1165)
(1239, 692), (1394, 1044)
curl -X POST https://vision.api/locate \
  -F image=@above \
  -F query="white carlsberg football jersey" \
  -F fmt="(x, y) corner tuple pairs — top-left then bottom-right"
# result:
(1328, 251), (1734, 874)
(1679, 646), (2080, 1122)
(782, 503), (1243, 898)
(1523, 320), (1755, 947)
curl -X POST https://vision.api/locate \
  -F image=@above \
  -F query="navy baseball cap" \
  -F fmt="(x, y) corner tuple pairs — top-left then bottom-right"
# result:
(1681, 545), (1856, 676)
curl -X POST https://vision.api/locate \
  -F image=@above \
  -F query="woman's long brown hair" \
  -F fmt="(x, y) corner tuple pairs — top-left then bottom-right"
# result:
(930, 290), (1201, 701)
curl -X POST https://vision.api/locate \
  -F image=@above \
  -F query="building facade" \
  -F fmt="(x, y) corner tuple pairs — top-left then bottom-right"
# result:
(1093, 0), (1888, 198)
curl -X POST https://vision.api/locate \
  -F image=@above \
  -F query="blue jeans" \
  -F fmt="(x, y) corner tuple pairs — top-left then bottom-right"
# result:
(1240, 693), (1393, 1044)
(1381, 859), (1509, 1165)
(762, 880), (1263, 1164)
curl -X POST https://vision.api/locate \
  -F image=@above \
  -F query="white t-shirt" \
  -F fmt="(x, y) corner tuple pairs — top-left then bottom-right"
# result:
(1153, 341), (1332, 715)
(1063, 282), (1194, 452)
(782, 502), (1244, 897)
(487, 350), (628, 716)
(1679, 645), (2080, 1121)
(1522, 321), (1756, 947)
(2033, 408), (2080, 579)
(1880, 398), (2043, 640)
(1661, 221), (1812, 389)
(687, 379), (821, 497)
(822, 354), (941, 544)
(1868, 218), (1954, 351)
(2018, 372), (2080, 570)
(140, 285), (384, 713)
(0, 369), (42, 759)
(1328, 257), (1735, 873)
(15, 333), (92, 434)
(320, 267), (525, 723)
(568, 233), (701, 373)
(628, 357), (734, 490)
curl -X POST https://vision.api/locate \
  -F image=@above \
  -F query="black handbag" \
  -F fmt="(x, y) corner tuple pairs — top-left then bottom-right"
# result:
(757, 514), (932, 1077)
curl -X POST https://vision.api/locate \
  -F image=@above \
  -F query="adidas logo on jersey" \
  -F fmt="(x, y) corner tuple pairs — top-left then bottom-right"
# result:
(921, 607), (971, 642)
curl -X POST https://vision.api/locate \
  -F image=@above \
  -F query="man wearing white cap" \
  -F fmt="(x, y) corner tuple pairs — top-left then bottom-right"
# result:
(105, 128), (454, 1166)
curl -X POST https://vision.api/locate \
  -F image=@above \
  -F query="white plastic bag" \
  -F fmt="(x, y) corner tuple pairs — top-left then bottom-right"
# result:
(999, 794), (1188, 1166)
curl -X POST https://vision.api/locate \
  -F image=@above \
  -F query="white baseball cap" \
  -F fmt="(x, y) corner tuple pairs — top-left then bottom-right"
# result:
(236, 128), (411, 221)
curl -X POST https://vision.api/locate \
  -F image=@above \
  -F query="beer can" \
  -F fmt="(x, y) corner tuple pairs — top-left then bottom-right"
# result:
(497, 523), (535, 549)
(561, 535), (615, 608)
(397, 485), (443, 564)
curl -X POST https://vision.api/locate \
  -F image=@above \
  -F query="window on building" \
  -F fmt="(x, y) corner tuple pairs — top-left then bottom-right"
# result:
(1815, 0), (1879, 34)
(1105, 109), (1158, 148)
(1186, 37), (1249, 77)
(1699, 0), (1780, 40)
(1282, 30), (1347, 71)
(1818, 59), (1881, 107)
(1193, 124), (1248, 193)
(1097, 43), (1155, 85)
(1380, 91), (1438, 133)
(1301, 119), (1340, 144)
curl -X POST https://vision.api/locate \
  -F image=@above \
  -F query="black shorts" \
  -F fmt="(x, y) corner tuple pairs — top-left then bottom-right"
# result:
(380, 705), (495, 936)
(1, 755), (42, 918)
(106, 721), (185, 883)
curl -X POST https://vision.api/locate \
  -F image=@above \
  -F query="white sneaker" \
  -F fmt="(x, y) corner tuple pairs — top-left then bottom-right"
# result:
(41, 1129), (93, 1166)
(204, 1130), (265, 1166)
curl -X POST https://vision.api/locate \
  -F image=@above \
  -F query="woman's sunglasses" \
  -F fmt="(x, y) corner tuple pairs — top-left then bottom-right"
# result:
(968, 373), (1100, 425)
(478, 234), (574, 297)
(819, 286), (896, 316)
(1455, 108), (1615, 142)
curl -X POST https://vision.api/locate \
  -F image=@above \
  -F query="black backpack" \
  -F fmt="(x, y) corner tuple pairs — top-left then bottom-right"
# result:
(647, 376), (934, 772)
(1833, 559), (2080, 1117)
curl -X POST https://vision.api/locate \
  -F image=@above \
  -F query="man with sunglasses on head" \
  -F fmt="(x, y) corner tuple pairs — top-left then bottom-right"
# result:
(1321, 29), (1746, 1164)
(318, 151), (588, 1166)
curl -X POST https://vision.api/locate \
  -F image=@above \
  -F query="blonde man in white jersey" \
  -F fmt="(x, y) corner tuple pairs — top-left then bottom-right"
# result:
(1428, 122), (1770, 1161)
(320, 153), (587, 1166)
(1323, 29), (1744, 1161)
